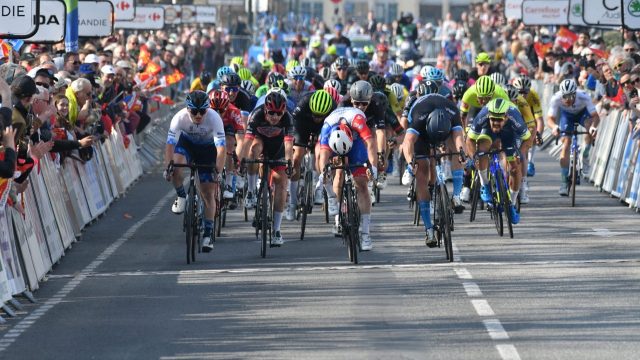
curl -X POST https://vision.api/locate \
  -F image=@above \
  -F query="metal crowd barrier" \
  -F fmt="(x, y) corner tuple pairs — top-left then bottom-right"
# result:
(535, 80), (640, 211)
(0, 105), (176, 322)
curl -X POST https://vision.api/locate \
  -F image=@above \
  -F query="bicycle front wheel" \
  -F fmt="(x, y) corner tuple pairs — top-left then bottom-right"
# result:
(571, 149), (578, 207)
(439, 183), (454, 262)
(496, 170), (514, 239)
(260, 180), (269, 258)
(185, 185), (196, 264)
(469, 172), (480, 223)
(347, 185), (359, 264)
(489, 174), (503, 236)
(300, 171), (312, 240)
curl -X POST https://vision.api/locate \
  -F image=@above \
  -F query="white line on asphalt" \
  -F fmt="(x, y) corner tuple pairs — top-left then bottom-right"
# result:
(0, 191), (173, 354)
(462, 282), (483, 296)
(471, 299), (495, 316)
(496, 344), (522, 360)
(454, 268), (473, 279)
(483, 319), (510, 340)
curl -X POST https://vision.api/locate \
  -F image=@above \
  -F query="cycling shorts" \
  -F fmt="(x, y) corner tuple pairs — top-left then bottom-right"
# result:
(174, 135), (217, 183)
(559, 108), (591, 136)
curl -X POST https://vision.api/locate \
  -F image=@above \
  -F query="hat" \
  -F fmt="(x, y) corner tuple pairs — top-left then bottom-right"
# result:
(11, 75), (39, 97)
(35, 67), (57, 81)
(79, 63), (95, 75)
(84, 53), (99, 64)
(101, 65), (116, 75)
(115, 60), (132, 69)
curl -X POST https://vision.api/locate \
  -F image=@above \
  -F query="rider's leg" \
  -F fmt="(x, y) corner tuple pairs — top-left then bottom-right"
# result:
(415, 158), (432, 230)
(272, 169), (288, 233)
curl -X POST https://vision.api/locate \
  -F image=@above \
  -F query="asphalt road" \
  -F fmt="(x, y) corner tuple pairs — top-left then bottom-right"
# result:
(0, 150), (638, 360)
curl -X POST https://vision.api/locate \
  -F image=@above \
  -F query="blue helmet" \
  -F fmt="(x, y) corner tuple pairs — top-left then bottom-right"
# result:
(426, 67), (444, 83)
(206, 79), (221, 94)
(216, 66), (234, 79)
(186, 90), (210, 110)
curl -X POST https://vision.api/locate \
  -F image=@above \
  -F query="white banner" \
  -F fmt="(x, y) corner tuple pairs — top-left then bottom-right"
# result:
(0, 0), (37, 38)
(583, 0), (622, 26)
(110, 0), (135, 21)
(114, 6), (164, 30)
(622, 0), (640, 29)
(522, 0), (569, 25)
(568, 0), (587, 25)
(79, 1), (114, 37)
(505, 0), (523, 20)
(196, 6), (217, 23)
(27, 0), (66, 43)
(163, 4), (180, 25)
(181, 5), (196, 23)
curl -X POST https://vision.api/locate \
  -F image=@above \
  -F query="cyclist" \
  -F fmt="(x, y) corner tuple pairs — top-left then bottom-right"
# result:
(460, 75), (510, 127)
(469, 52), (494, 81)
(220, 73), (255, 122)
(513, 75), (544, 177)
(330, 57), (352, 96)
(239, 91), (294, 245)
(209, 90), (245, 202)
(286, 66), (315, 105)
(386, 63), (411, 90)
(402, 94), (464, 246)
(352, 59), (376, 83)
(466, 98), (530, 224)
(424, 67), (453, 101)
(370, 43), (394, 76)
(164, 91), (226, 252)
(443, 31), (461, 79)
(546, 79), (599, 196)
(318, 107), (378, 251)
(190, 71), (212, 92)
(286, 90), (338, 220)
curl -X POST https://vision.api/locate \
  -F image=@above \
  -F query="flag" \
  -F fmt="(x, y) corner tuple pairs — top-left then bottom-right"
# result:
(144, 61), (162, 75)
(556, 27), (578, 51)
(6, 39), (24, 52)
(0, 41), (13, 59)
(149, 94), (175, 105)
(589, 47), (608, 59)
(534, 42), (552, 58)
(162, 70), (185, 87)
(137, 44), (151, 68)
(123, 92), (142, 112)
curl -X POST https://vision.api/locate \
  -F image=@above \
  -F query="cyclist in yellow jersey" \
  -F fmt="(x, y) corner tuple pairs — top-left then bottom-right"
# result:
(513, 76), (544, 178)
(460, 75), (510, 127)
(190, 71), (212, 92)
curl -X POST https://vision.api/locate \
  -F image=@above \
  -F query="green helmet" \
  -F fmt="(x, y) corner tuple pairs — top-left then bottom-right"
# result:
(486, 98), (510, 116)
(230, 56), (244, 67)
(309, 90), (334, 116)
(476, 75), (495, 97)
(285, 59), (300, 72)
(475, 52), (492, 64)
(237, 67), (252, 81)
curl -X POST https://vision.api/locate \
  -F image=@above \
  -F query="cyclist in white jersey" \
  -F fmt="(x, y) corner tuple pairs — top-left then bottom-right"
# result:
(546, 79), (600, 196)
(164, 91), (226, 252)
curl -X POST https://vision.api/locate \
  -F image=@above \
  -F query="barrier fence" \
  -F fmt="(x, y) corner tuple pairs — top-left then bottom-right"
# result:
(534, 80), (640, 211)
(0, 104), (175, 322)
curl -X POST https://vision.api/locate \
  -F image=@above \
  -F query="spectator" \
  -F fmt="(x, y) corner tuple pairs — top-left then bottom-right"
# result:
(0, 76), (15, 179)
(66, 78), (93, 127)
(64, 52), (81, 76)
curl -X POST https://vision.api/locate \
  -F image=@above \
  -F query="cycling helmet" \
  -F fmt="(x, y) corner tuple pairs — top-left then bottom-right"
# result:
(363, 45), (375, 54)
(421, 80), (439, 95)
(426, 109), (452, 143)
(324, 79), (342, 94)
(376, 43), (389, 53)
(301, 57), (313, 68)
(261, 59), (274, 70)
(220, 73), (241, 87)
(241, 79), (256, 95)
(230, 56), (244, 68)
(415, 83), (428, 97)
(285, 59), (300, 72)
(209, 90), (230, 111)
(264, 91), (287, 113)
(330, 62), (338, 73)
(489, 72), (506, 87)
(350, 80), (373, 102)
(206, 79), (221, 94)
(216, 66), (234, 79)
(267, 87), (287, 100)
(268, 72), (286, 88)
(200, 71), (212, 86)
(369, 74), (387, 92)
(389, 83), (405, 103)
(513, 76), (532, 92)
(355, 59), (370, 74)
(326, 44), (338, 55)
(335, 56), (350, 69)
(324, 86), (341, 103)
(560, 78), (577, 95)
(425, 67), (444, 83)
(288, 65), (307, 79)
(455, 69), (470, 82)
(505, 84), (519, 101)
(186, 90), (210, 110)
(309, 90), (334, 116)
(475, 52), (492, 64)
(236, 67), (253, 81)
(328, 122), (353, 155)
(389, 63), (404, 77)
(319, 67), (332, 80)
(487, 98), (510, 116)
(475, 75), (495, 97)
(419, 65), (433, 79)
(452, 80), (468, 99)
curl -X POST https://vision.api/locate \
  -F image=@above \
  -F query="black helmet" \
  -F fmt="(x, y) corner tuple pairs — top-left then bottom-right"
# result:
(452, 80), (468, 100)
(426, 109), (452, 143)
(200, 71), (212, 85)
(265, 91), (287, 113)
(421, 80), (439, 95)
(369, 74), (386, 92)
(220, 73), (241, 87)
(355, 59), (370, 74)
(454, 69), (469, 83)
(186, 90), (210, 110)
(335, 56), (349, 69)
(268, 72), (286, 88)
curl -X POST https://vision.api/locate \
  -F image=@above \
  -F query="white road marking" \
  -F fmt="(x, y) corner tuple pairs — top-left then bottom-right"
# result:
(483, 319), (510, 340)
(570, 228), (635, 237)
(462, 282), (483, 297)
(0, 191), (173, 354)
(471, 299), (495, 316)
(496, 344), (522, 360)
(454, 268), (473, 279)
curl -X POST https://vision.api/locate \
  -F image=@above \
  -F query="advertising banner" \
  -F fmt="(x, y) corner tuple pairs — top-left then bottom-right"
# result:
(522, 0), (569, 25)
(505, 0), (523, 19)
(111, 0), (134, 21)
(78, 0), (114, 37)
(0, 0), (39, 39)
(622, 0), (640, 29)
(27, 0), (66, 43)
(114, 6), (164, 30)
(583, 0), (622, 26)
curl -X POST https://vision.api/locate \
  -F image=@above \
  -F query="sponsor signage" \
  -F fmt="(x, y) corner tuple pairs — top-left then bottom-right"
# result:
(0, 0), (39, 39)
(505, 0), (523, 19)
(163, 4), (180, 25)
(522, 0), (569, 25)
(196, 6), (216, 23)
(111, 0), (135, 21)
(181, 5), (195, 23)
(622, 0), (640, 29)
(78, 1), (114, 37)
(583, 0), (622, 26)
(27, 0), (66, 43)
(114, 6), (164, 30)
(568, 0), (587, 25)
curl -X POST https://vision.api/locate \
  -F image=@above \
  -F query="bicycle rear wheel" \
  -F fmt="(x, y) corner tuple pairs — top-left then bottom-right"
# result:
(489, 174), (503, 236)
(185, 184), (196, 264)
(439, 183), (454, 262)
(347, 184), (360, 264)
(496, 170), (514, 239)
(323, 189), (329, 223)
(469, 173), (480, 222)
(571, 148), (577, 207)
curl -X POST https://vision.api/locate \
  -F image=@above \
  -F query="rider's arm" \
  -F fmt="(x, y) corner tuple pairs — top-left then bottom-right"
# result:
(402, 130), (418, 164)
(164, 113), (181, 167)
(239, 110), (258, 160)
(284, 114), (295, 163)
(318, 123), (332, 173)
(211, 111), (227, 174)
(546, 94), (561, 133)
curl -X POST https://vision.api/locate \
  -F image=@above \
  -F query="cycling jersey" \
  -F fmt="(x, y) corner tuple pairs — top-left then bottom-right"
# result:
(245, 105), (294, 160)
(385, 73), (412, 90)
(190, 78), (206, 92)
(285, 79), (315, 105)
(443, 40), (460, 60)
(402, 91), (420, 119)
(339, 92), (387, 130)
(220, 103), (244, 136)
(523, 89), (543, 118)
(167, 108), (225, 147)
(320, 107), (373, 172)
(231, 88), (256, 115)
(369, 59), (395, 76)
(329, 73), (352, 96)
(513, 94), (536, 130)
(460, 83), (510, 114)
(407, 94), (462, 157)
(468, 105), (531, 159)
(291, 92), (337, 146)
(547, 89), (596, 117)
(386, 87), (409, 115)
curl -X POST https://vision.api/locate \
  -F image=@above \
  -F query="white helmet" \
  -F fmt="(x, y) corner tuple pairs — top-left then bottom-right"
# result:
(267, 87), (287, 100)
(324, 79), (342, 94)
(389, 83), (405, 102)
(241, 79), (256, 95)
(420, 65), (433, 79)
(287, 65), (307, 79)
(489, 72), (507, 87)
(328, 123), (353, 155)
(389, 63), (404, 77)
(560, 78), (577, 95)
(512, 76), (531, 91)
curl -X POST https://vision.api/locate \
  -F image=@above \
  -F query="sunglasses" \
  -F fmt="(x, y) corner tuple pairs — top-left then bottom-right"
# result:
(35, 81), (50, 89)
(352, 101), (369, 107)
(624, 48), (636, 52)
(562, 94), (576, 100)
(190, 108), (207, 116)
(292, 75), (305, 81)
(478, 62), (490, 67)
(266, 110), (284, 116)
(488, 116), (504, 123)
(337, 67), (348, 71)
(223, 86), (239, 93)
(478, 95), (492, 102)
